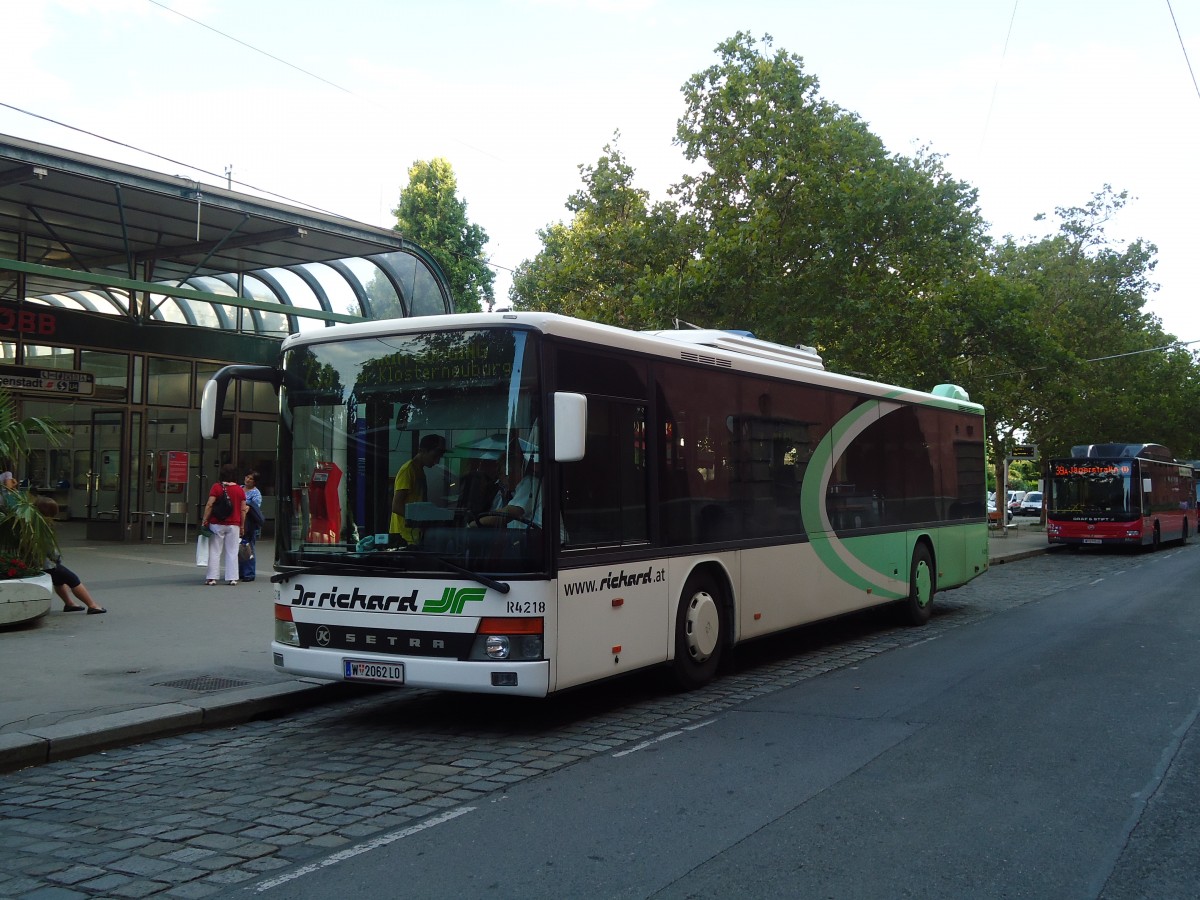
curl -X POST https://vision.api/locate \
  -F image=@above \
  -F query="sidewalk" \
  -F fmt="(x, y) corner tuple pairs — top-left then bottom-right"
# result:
(0, 523), (348, 774)
(0, 521), (1054, 773)
(986, 518), (1056, 564)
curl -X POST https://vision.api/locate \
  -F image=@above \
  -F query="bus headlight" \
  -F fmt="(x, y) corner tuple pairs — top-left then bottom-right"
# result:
(274, 604), (300, 646)
(275, 619), (300, 646)
(470, 617), (544, 661)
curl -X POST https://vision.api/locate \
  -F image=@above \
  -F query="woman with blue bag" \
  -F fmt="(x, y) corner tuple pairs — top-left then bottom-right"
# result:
(240, 470), (264, 582)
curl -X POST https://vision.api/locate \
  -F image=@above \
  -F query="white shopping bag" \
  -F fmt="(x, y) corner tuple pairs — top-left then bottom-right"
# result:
(195, 531), (210, 566)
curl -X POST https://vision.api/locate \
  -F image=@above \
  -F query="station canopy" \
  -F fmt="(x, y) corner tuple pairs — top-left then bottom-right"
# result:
(0, 134), (453, 338)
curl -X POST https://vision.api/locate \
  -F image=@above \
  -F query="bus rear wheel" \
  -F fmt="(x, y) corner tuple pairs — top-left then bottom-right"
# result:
(671, 572), (724, 690)
(899, 544), (936, 626)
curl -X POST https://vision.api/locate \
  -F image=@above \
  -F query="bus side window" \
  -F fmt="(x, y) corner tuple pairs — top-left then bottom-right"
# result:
(560, 400), (647, 548)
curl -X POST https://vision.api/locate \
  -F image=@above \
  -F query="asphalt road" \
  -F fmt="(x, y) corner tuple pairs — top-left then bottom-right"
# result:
(1, 541), (1196, 898)
(266, 542), (1200, 899)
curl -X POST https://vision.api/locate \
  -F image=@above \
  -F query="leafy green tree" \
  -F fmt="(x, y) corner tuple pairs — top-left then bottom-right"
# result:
(510, 136), (692, 327)
(511, 35), (1200, 469)
(514, 34), (988, 389)
(987, 188), (1172, 451)
(392, 159), (494, 313)
(671, 33), (988, 386)
(954, 186), (1200, 488)
(930, 265), (1054, 492)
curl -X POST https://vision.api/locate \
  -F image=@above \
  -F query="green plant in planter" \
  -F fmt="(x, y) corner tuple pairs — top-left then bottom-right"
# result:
(0, 387), (67, 573)
(0, 492), (61, 572)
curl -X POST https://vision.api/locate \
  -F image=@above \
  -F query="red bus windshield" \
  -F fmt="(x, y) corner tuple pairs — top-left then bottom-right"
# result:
(1048, 459), (1137, 520)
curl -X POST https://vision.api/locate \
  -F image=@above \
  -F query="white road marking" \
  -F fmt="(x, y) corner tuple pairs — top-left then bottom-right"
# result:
(254, 806), (476, 892)
(612, 718), (717, 758)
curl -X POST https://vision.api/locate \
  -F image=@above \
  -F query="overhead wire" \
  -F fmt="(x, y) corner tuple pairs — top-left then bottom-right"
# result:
(8, 1), (1199, 293)
(979, 0), (1020, 154)
(146, 0), (354, 95)
(3, 97), (510, 284)
(148, 0), (510, 261)
(1166, 0), (1200, 102)
(981, 338), (1200, 379)
(971, 1), (1200, 376)
(0, 100), (349, 220)
(5, 2), (513, 275)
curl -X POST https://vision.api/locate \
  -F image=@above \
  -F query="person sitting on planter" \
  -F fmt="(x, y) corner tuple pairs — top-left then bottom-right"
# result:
(32, 496), (106, 614)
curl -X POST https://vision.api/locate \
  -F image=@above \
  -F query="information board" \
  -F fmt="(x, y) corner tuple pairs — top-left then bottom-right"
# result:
(0, 364), (95, 396)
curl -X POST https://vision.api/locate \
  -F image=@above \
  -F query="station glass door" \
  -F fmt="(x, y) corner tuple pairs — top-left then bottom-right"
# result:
(85, 409), (125, 537)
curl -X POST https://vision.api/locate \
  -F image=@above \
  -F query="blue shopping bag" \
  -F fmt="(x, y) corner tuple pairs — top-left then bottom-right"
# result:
(239, 539), (256, 581)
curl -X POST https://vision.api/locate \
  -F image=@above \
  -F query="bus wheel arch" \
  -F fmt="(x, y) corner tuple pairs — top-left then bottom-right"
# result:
(898, 539), (937, 626)
(671, 564), (731, 690)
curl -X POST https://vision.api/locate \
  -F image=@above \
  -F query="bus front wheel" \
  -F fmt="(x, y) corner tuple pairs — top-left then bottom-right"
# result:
(671, 572), (724, 690)
(899, 544), (936, 626)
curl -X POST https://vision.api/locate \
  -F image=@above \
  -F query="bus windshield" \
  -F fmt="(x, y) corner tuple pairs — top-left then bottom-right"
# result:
(1049, 459), (1138, 520)
(278, 327), (546, 575)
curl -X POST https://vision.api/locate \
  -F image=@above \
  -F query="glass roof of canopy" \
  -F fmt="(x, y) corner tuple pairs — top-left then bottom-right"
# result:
(0, 134), (454, 335)
(26, 250), (438, 337)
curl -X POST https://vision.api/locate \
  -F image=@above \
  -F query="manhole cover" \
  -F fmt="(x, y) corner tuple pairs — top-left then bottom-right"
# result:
(154, 675), (255, 692)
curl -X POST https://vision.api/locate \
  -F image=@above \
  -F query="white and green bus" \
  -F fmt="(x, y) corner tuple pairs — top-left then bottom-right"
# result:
(203, 312), (988, 696)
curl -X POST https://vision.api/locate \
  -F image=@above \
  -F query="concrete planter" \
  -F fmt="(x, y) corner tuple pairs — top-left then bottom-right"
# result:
(0, 571), (53, 626)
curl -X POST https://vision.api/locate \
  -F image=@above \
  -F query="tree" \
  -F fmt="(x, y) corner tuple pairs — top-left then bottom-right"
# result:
(951, 186), (1200, 489)
(987, 188), (1164, 450)
(671, 33), (988, 386)
(392, 159), (494, 313)
(511, 36), (1200, 465)
(932, 264), (1054, 473)
(510, 136), (693, 328)
(513, 34), (988, 389)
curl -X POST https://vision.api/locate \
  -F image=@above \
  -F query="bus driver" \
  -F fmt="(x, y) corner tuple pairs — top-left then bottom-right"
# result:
(475, 448), (567, 541)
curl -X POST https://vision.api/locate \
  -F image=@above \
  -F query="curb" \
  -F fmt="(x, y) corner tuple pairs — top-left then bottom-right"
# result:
(0, 679), (349, 775)
(989, 545), (1057, 565)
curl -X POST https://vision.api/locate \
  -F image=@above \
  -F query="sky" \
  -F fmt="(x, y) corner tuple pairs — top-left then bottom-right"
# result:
(5, 0), (1199, 343)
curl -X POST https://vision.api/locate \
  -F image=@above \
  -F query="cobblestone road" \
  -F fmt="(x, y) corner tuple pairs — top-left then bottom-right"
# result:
(1, 546), (1191, 898)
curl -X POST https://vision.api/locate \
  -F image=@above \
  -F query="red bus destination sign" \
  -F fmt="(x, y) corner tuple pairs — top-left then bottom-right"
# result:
(0, 364), (95, 396)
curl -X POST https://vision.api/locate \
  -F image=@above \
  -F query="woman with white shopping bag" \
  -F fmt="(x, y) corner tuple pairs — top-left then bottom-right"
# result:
(200, 463), (247, 585)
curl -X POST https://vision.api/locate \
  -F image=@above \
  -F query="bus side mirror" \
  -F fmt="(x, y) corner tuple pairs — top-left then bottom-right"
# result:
(200, 378), (224, 440)
(553, 392), (587, 462)
(201, 365), (281, 439)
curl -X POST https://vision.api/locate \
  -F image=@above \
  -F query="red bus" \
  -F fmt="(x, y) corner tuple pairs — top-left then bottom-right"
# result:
(1046, 443), (1197, 549)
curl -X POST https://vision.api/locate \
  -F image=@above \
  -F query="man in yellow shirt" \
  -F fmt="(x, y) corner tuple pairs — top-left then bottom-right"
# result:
(389, 434), (446, 543)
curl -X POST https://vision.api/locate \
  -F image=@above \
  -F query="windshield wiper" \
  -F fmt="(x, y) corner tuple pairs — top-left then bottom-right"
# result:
(411, 551), (510, 594)
(271, 552), (510, 594)
(270, 559), (415, 583)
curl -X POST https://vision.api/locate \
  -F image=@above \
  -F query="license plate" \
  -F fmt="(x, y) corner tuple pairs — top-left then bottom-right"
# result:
(1082, 538), (1102, 544)
(343, 659), (405, 684)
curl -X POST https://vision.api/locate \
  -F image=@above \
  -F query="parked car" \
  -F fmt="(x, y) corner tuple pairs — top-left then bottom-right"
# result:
(1007, 490), (1027, 514)
(1019, 491), (1043, 516)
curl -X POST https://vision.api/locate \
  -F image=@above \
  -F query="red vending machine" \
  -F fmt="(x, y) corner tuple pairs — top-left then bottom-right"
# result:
(305, 461), (342, 544)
